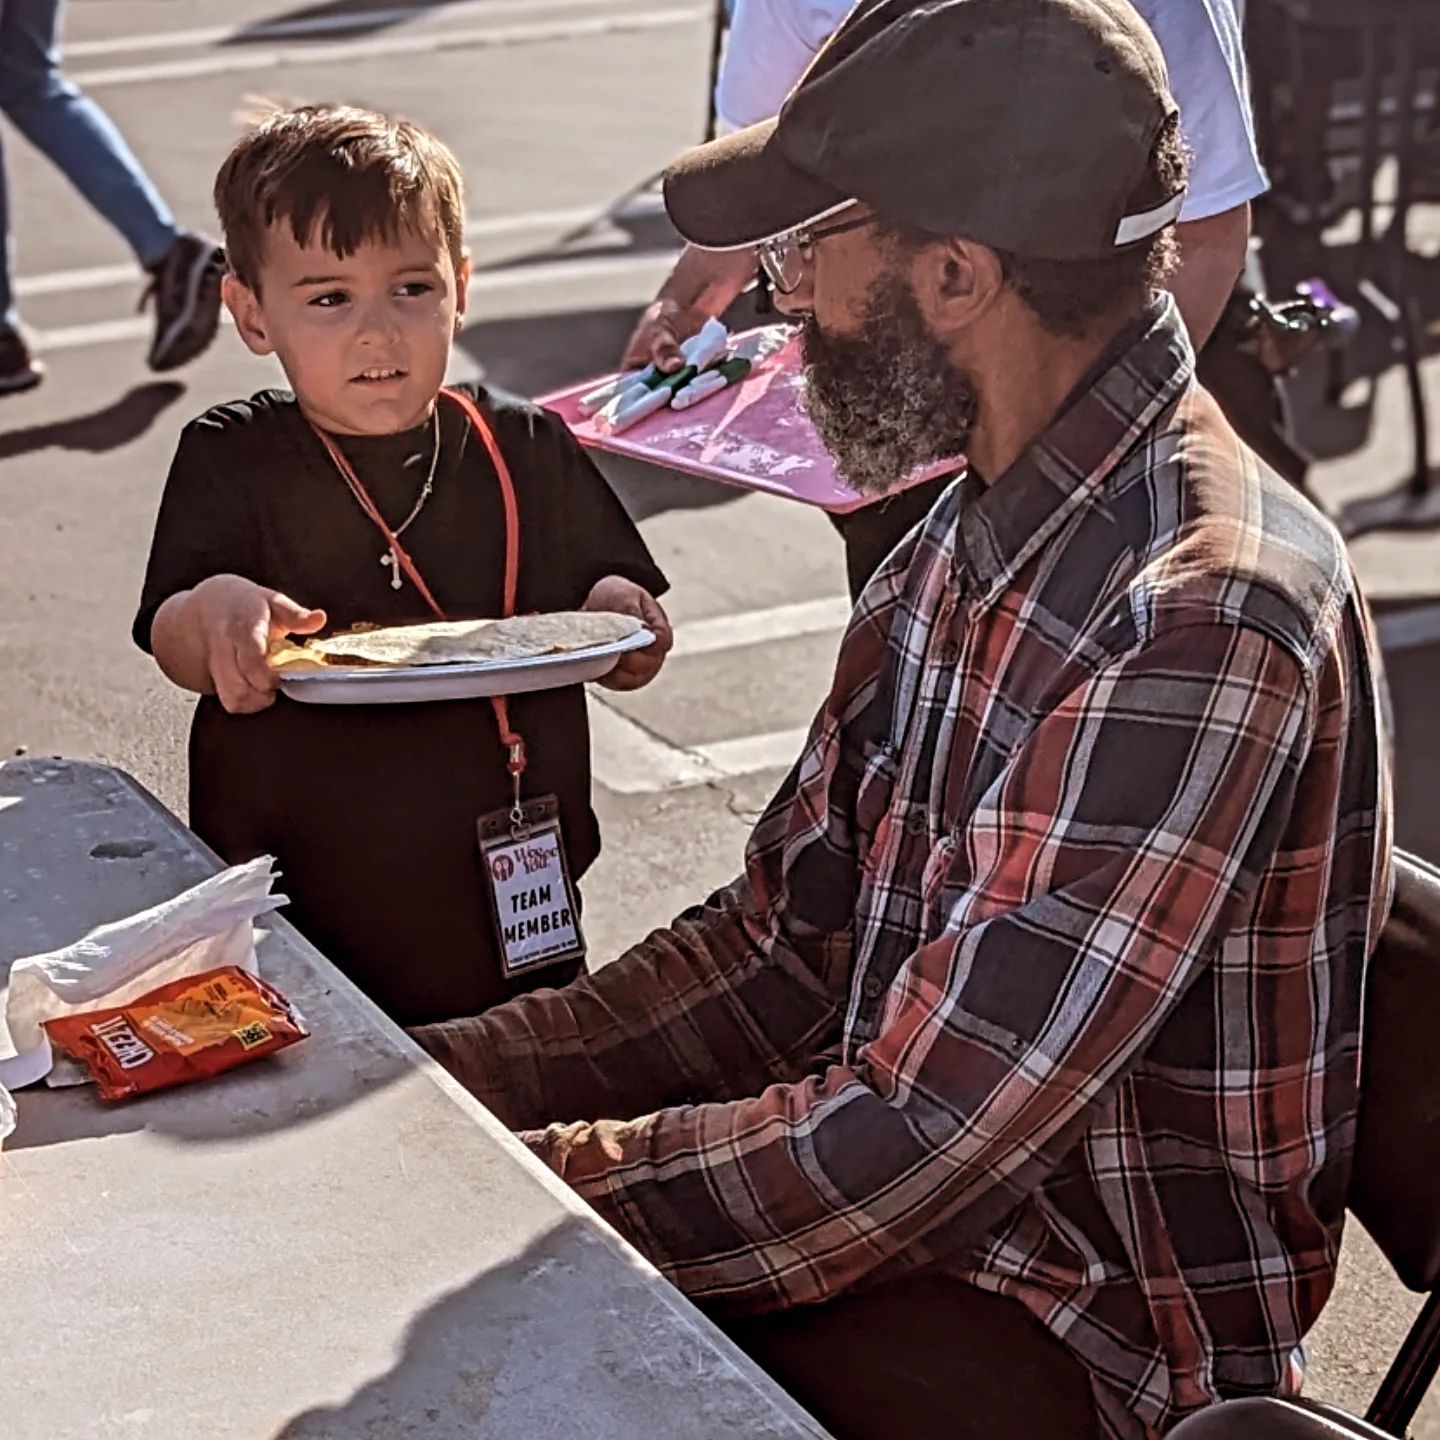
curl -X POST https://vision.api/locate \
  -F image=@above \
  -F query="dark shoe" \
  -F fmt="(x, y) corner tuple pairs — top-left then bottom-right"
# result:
(142, 232), (225, 372)
(0, 328), (44, 395)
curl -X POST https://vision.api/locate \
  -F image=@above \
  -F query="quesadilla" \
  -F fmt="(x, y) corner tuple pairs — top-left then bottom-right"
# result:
(269, 611), (644, 673)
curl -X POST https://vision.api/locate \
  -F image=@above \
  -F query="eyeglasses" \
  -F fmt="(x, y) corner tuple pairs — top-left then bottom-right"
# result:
(757, 211), (879, 295)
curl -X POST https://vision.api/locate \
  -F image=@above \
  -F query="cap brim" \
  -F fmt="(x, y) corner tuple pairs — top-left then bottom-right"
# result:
(663, 118), (850, 250)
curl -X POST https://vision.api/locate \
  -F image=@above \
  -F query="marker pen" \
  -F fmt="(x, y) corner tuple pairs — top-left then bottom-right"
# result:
(682, 317), (731, 373)
(602, 365), (699, 432)
(669, 356), (752, 411)
(578, 368), (646, 417)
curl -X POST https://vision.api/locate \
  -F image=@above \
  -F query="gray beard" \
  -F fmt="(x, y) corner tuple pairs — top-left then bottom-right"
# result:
(799, 274), (976, 498)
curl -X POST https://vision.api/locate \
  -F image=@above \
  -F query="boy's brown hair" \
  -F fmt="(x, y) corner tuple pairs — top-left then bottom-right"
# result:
(214, 104), (465, 292)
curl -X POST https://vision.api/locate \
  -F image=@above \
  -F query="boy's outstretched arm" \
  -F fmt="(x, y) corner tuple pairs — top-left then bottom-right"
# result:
(584, 575), (672, 691)
(150, 575), (326, 714)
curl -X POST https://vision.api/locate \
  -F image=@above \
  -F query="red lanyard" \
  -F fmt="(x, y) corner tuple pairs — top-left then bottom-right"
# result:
(309, 387), (527, 784)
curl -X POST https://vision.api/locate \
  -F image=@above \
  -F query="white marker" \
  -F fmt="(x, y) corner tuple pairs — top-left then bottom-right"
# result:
(578, 368), (646, 417)
(682, 316), (730, 372)
(670, 370), (728, 411)
(599, 365), (698, 432)
(669, 355), (752, 411)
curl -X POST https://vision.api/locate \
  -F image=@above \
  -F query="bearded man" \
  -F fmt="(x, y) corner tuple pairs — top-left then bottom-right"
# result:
(416, 2), (1392, 1436)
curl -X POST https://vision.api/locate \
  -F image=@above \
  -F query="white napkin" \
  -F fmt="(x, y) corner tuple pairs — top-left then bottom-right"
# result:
(1, 856), (286, 1090)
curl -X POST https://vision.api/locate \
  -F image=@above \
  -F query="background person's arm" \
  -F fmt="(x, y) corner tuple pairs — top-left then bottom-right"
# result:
(1171, 202), (1250, 347)
(1135, 0), (1266, 344)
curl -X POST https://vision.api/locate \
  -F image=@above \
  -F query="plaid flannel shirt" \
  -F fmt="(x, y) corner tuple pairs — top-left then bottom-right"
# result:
(420, 300), (1392, 1437)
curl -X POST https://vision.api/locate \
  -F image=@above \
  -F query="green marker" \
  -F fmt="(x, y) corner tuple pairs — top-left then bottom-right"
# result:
(671, 356), (752, 411)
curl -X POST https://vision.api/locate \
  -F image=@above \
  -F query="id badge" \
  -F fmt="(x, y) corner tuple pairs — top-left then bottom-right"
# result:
(478, 796), (586, 977)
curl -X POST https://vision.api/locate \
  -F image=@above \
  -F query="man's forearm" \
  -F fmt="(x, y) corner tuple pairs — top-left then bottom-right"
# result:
(655, 243), (759, 317)
(413, 879), (843, 1130)
(1170, 203), (1250, 349)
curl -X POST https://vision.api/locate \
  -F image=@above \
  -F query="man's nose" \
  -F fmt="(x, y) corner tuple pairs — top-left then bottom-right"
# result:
(772, 271), (815, 318)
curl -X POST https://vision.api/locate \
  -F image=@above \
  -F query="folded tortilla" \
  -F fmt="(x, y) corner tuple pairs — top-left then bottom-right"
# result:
(269, 611), (644, 673)
(272, 610), (645, 671)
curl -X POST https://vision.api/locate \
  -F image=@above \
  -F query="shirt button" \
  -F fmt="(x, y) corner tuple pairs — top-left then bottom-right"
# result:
(905, 812), (927, 837)
(940, 641), (961, 666)
(862, 976), (884, 1000)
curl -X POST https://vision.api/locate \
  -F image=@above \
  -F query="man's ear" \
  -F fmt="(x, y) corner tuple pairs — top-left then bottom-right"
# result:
(909, 237), (1004, 338)
(222, 272), (274, 357)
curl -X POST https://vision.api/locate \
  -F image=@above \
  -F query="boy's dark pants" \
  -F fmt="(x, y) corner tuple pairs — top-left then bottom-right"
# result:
(713, 1272), (1101, 1438)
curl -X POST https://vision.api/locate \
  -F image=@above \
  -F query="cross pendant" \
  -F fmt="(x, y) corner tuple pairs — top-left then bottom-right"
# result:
(380, 549), (404, 590)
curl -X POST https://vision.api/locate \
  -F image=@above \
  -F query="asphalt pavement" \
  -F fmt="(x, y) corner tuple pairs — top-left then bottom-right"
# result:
(3, 0), (1439, 1431)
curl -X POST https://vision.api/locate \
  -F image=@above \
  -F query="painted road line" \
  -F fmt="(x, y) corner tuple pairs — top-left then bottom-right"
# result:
(72, 9), (706, 90)
(65, 0), (634, 57)
(693, 728), (810, 777)
(588, 696), (808, 796)
(15, 261), (139, 301)
(30, 248), (680, 352)
(671, 596), (852, 659)
(588, 591), (854, 794)
(587, 695), (719, 793)
(14, 195), (666, 300)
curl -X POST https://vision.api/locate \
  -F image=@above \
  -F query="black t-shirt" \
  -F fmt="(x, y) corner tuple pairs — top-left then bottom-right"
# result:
(134, 383), (667, 1025)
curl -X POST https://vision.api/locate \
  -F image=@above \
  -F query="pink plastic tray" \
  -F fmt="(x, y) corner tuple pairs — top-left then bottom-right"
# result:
(536, 326), (956, 515)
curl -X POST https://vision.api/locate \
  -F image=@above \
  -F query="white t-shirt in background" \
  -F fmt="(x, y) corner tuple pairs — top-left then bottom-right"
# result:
(714, 0), (1268, 222)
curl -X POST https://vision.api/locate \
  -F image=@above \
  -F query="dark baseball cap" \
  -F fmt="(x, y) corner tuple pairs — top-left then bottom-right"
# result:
(663, 0), (1184, 260)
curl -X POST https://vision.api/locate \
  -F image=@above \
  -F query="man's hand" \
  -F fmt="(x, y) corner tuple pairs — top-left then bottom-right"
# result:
(621, 246), (761, 372)
(621, 296), (706, 374)
(186, 575), (327, 714)
(584, 575), (672, 692)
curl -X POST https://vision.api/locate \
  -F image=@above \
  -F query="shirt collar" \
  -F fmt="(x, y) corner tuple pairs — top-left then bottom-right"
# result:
(953, 294), (1195, 597)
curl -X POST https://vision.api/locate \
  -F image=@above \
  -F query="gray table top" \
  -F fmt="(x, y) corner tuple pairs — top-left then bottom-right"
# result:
(0, 757), (828, 1440)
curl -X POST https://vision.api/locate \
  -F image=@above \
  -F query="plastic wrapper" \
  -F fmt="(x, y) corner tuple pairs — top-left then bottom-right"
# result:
(43, 966), (308, 1103)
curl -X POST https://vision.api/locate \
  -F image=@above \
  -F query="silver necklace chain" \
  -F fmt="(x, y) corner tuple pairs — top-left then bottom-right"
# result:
(324, 407), (442, 591)
(389, 407), (442, 540)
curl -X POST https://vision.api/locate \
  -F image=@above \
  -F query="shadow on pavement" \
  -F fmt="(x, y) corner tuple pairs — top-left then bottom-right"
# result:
(1257, 211), (1440, 512)
(1255, 214), (1440, 535)
(0, 382), (185, 463)
(223, 0), (474, 45)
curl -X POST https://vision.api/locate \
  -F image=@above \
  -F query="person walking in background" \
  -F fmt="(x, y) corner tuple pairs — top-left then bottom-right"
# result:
(0, 0), (225, 394)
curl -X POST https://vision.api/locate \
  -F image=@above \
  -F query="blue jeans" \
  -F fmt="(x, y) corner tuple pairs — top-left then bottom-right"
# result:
(0, 0), (178, 331)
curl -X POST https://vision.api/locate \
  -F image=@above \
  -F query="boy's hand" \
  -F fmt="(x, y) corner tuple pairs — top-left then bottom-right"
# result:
(583, 576), (672, 692)
(187, 575), (327, 714)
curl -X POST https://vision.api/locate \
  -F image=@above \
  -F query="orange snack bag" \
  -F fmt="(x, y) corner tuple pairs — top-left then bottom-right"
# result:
(43, 966), (308, 1102)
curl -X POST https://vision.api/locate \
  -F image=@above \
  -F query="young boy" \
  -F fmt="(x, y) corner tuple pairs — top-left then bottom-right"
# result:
(134, 106), (672, 1026)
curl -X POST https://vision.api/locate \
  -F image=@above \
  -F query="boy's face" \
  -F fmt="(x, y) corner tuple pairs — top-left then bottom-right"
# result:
(223, 221), (470, 435)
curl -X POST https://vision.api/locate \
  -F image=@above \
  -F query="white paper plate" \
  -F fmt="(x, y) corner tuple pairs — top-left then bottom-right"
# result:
(278, 628), (655, 705)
